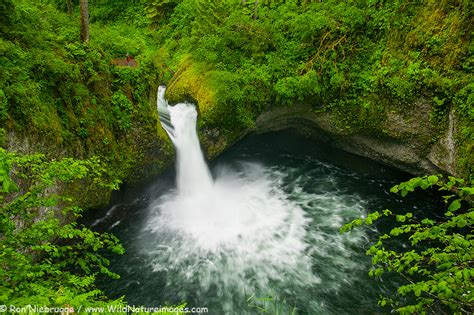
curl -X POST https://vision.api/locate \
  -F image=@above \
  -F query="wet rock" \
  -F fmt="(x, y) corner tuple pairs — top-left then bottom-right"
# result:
(255, 101), (458, 177)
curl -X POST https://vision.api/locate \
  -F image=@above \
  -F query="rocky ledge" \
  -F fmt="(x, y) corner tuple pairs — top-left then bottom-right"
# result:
(255, 102), (460, 177)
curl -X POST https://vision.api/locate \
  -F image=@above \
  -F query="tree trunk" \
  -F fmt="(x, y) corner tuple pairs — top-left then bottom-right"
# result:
(66, 0), (72, 15)
(79, 0), (89, 43)
(253, 0), (258, 20)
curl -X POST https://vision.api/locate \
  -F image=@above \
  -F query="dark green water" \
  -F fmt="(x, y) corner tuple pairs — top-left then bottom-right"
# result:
(84, 130), (439, 314)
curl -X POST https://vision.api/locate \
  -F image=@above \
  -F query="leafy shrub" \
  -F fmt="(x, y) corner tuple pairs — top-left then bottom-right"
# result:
(0, 148), (124, 307)
(341, 175), (474, 314)
(111, 91), (133, 132)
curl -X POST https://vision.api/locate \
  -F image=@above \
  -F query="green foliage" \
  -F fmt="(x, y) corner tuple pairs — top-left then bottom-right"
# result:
(0, 0), (15, 34)
(0, 0), (172, 184)
(112, 91), (134, 132)
(0, 0), (472, 310)
(0, 89), (7, 122)
(149, 0), (472, 175)
(0, 148), (125, 307)
(146, 0), (179, 27)
(341, 175), (474, 314)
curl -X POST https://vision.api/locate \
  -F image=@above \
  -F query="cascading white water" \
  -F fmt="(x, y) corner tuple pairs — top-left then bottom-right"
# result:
(151, 87), (368, 313)
(155, 86), (311, 250)
(157, 86), (213, 195)
(89, 92), (429, 313)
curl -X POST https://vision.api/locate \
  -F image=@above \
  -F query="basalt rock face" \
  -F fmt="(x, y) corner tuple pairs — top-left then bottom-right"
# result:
(427, 109), (460, 177)
(255, 101), (462, 177)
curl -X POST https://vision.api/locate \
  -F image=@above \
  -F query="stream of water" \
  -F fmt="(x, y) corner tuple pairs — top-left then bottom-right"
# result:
(85, 88), (438, 314)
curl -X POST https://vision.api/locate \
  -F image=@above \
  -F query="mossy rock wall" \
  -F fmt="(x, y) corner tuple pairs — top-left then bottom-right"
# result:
(166, 59), (469, 178)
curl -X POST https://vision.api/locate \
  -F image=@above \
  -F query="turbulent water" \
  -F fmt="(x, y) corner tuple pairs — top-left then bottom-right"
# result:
(85, 88), (438, 314)
(154, 87), (319, 313)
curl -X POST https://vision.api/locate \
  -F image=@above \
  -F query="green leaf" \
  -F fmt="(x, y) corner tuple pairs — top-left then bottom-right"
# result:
(460, 187), (474, 195)
(390, 228), (402, 236)
(456, 218), (467, 228)
(420, 180), (430, 190)
(448, 199), (461, 212)
(427, 175), (439, 185)
(396, 215), (406, 222)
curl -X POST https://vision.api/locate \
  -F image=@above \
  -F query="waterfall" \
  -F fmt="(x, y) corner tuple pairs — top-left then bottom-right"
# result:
(153, 86), (321, 312)
(88, 87), (403, 313)
(156, 86), (174, 138)
(157, 86), (213, 195)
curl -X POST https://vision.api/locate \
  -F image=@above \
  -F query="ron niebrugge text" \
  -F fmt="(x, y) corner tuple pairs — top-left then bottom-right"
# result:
(1, 304), (209, 314)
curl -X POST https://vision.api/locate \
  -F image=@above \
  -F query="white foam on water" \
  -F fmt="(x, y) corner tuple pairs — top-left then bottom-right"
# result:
(150, 86), (368, 313)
